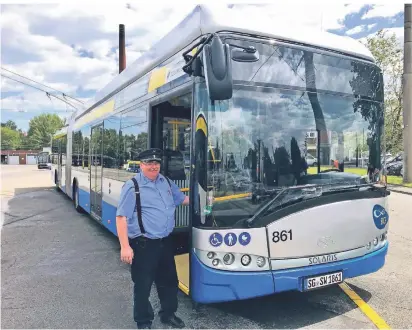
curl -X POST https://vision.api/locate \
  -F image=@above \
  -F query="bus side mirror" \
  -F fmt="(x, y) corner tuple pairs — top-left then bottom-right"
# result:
(231, 47), (260, 62)
(202, 34), (233, 101)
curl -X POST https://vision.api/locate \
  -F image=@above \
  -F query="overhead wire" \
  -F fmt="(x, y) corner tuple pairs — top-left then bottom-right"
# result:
(1, 66), (84, 105)
(1, 73), (79, 111)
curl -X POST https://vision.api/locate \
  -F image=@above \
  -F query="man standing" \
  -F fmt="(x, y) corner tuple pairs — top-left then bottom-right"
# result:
(116, 148), (189, 329)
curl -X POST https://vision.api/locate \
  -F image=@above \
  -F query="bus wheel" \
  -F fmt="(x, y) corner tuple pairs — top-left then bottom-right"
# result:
(73, 184), (83, 213)
(55, 171), (60, 191)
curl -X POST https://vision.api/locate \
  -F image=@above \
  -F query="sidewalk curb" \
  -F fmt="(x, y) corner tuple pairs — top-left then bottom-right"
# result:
(387, 187), (412, 196)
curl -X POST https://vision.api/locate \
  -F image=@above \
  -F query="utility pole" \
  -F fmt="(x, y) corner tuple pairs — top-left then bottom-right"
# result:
(404, 4), (412, 183)
(119, 24), (126, 73)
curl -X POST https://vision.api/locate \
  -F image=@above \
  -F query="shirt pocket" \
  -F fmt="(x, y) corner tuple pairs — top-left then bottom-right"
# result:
(163, 186), (176, 208)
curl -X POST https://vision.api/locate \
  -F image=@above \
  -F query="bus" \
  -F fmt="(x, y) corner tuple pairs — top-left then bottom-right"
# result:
(37, 151), (51, 169)
(50, 5), (390, 304)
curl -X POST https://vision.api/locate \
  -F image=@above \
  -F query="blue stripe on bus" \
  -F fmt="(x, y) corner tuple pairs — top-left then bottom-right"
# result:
(102, 199), (118, 236)
(190, 243), (388, 303)
(190, 252), (275, 303)
(77, 188), (117, 235)
(78, 188), (91, 214)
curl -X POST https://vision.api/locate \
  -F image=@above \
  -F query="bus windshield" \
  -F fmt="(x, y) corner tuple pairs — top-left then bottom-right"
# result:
(37, 152), (50, 164)
(192, 40), (384, 229)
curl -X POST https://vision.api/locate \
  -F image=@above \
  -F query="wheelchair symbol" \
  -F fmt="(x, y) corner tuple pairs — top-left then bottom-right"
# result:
(209, 233), (222, 247)
(372, 205), (389, 229)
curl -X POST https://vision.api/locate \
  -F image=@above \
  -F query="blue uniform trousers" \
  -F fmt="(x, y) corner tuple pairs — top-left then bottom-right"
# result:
(129, 235), (178, 326)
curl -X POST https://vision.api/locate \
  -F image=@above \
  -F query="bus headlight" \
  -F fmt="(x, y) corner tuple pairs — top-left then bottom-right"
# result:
(373, 237), (379, 246)
(223, 253), (235, 265)
(256, 256), (266, 267)
(380, 232), (386, 241)
(366, 242), (372, 250)
(241, 254), (251, 266)
(196, 250), (269, 271)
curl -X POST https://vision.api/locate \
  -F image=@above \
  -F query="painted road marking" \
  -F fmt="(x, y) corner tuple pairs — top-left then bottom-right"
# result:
(339, 282), (390, 329)
(178, 281), (189, 295)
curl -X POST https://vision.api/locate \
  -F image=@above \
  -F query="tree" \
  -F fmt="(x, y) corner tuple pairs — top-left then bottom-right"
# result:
(1, 120), (18, 131)
(1, 126), (21, 149)
(26, 114), (65, 149)
(362, 29), (404, 154)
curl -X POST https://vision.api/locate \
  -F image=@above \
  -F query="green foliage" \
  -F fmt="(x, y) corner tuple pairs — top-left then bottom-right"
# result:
(27, 114), (65, 149)
(1, 126), (21, 149)
(362, 29), (404, 154)
(1, 120), (18, 131)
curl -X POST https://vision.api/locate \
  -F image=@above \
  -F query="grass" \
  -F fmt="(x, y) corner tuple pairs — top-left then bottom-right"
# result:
(306, 166), (412, 188)
(387, 176), (412, 187)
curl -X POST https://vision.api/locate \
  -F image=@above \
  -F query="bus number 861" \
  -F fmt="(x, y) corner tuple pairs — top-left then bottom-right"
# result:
(272, 230), (292, 243)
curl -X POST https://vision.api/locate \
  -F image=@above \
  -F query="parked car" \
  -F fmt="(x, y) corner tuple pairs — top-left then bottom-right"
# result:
(305, 154), (317, 166)
(385, 152), (403, 176)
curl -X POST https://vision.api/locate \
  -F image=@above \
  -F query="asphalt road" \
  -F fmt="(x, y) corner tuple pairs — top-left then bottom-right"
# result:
(1, 165), (411, 329)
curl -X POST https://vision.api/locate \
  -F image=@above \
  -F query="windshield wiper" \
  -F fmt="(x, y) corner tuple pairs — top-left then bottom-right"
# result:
(243, 182), (385, 228)
(244, 184), (322, 227)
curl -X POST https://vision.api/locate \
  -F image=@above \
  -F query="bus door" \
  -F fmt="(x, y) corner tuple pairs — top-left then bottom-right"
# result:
(151, 97), (192, 296)
(90, 123), (104, 220)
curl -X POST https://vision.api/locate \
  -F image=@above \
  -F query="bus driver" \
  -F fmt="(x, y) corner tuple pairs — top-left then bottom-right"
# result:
(115, 148), (189, 329)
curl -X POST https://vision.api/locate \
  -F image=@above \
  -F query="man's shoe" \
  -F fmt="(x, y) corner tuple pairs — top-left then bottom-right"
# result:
(136, 322), (151, 329)
(160, 314), (185, 328)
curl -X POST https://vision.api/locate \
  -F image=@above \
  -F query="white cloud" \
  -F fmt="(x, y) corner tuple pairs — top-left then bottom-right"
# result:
(346, 26), (364, 35)
(362, 4), (404, 19)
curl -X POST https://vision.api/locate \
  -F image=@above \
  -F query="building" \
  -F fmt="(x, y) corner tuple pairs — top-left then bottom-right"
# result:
(1, 149), (42, 165)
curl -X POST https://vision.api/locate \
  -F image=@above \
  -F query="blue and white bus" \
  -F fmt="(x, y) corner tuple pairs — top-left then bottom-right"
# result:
(51, 5), (390, 304)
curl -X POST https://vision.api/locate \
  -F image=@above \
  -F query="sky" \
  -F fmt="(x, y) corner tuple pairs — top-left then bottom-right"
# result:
(0, 1), (407, 132)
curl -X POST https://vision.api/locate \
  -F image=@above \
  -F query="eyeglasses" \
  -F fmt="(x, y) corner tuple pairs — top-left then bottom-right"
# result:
(142, 161), (161, 166)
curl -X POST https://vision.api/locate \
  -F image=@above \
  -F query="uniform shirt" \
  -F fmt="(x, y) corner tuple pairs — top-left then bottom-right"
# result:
(116, 172), (186, 239)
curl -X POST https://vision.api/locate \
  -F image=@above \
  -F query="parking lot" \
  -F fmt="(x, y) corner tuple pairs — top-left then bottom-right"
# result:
(1, 165), (411, 329)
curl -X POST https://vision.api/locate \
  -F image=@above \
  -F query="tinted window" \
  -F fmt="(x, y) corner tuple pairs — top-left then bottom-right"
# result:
(81, 126), (90, 171)
(103, 114), (121, 180)
(51, 137), (59, 165)
(72, 130), (83, 167)
(118, 105), (148, 182)
(226, 37), (383, 101)
(193, 82), (383, 229)
(61, 135), (67, 166)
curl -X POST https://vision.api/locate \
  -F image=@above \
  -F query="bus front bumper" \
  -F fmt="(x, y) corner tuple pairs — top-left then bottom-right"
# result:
(190, 243), (388, 304)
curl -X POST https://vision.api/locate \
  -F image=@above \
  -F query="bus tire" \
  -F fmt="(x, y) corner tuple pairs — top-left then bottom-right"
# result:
(73, 182), (84, 213)
(54, 171), (60, 191)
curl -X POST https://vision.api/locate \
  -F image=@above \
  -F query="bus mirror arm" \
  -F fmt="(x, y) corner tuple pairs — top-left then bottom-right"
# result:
(182, 33), (234, 101)
(182, 35), (212, 75)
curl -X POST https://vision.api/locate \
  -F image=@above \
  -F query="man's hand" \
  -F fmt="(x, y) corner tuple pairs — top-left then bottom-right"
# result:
(182, 195), (190, 205)
(120, 245), (134, 264)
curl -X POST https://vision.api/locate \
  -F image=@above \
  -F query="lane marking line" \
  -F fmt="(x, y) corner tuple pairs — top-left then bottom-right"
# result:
(178, 281), (189, 295)
(339, 282), (390, 329)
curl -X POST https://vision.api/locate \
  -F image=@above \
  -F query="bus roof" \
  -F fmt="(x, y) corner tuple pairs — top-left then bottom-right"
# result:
(81, 4), (375, 117)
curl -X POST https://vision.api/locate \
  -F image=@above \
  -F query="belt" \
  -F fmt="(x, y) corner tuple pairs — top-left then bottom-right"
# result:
(130, 235), (170, 242)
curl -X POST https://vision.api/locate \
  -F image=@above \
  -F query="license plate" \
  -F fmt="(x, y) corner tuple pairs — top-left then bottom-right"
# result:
(305, 271), (343, 290)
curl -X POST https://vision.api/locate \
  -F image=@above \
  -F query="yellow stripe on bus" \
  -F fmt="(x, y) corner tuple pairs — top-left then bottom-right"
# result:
(74, 99), (115, 129)
(339, 282), (391, 329)
(214, 193), (251, 202)
(179, 189), (250, 202)
(196, 116), (207, 136)
(148, 67), (168, 92)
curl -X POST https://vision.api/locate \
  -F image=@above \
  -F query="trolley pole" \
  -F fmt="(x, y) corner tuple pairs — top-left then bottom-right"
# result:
(404, 4), (412, 183)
